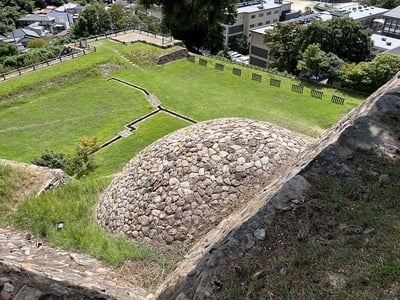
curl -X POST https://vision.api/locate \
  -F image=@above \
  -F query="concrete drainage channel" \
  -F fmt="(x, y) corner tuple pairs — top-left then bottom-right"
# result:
(95, 78), (197, 152)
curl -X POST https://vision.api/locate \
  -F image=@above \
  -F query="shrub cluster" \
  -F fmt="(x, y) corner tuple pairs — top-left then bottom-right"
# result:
(32, 136), (100, 178)
(2, 45), (62, 69)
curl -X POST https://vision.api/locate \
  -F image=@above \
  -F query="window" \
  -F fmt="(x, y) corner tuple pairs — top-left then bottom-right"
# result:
(259, 13), (264, 17)
(274, 10), (279, 14)
(258, 22), (263, 26)
(267, 11), (271, 15)
(250, 24), (255, 28)
(228, 24), (244, 34)
(266, 20), (270, 24)
(273, 19), (278, 23)
(251, 15), (255, 19)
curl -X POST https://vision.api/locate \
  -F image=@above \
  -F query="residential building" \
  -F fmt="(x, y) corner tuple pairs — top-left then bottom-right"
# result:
(17, 14), (57, 34)
(2, 28), (40, 50)
(47, 11), (74, 32)
(55, 3), (83, 15)
(222, 0), (293, 46)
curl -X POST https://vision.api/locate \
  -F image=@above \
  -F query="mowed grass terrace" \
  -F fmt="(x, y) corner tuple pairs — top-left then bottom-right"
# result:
(0, 39), (365, 268)
(0, 39), (364, 172)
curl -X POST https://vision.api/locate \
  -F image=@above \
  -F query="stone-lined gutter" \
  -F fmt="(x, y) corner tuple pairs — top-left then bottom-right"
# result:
(95, 78), (197, 152)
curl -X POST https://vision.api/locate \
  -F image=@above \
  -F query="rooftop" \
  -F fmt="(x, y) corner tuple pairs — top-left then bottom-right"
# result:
(332, 4), (389, 20)
(237, 0), (291, 13)
(371, 33), (400, 51)
(18, 14), (55, 22)
(55, 2), (79, 12)
(382, 5), (400, 18)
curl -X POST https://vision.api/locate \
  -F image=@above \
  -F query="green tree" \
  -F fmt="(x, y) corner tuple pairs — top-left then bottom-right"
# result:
(319, 51), (345, 83)
(0, 5), (27, 35)
(32, 137), (99, 178)
(126, 12), (143, 28)
(341, 53), (400, 93)
(297, 43), (324, 75)
(203, 25), (225, 55)
(139, 0), (237, 52)
(65, 136), (99, 178)
(109, 3), (127, 30)
(27, 37), (49, 48)
(300, 17), (373, 63)
(264, 22), (302, 72)
(32, 150), (68, 170)
(229, 35), (248, 55)
(0, 42), (18, 62)
(71, 1), (112, 38)
(297, 43), (344, 82)
(34, 0), (66, 8)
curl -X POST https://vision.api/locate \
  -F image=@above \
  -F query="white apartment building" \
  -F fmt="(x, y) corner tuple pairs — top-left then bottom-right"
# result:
(222, 0), (292, 46)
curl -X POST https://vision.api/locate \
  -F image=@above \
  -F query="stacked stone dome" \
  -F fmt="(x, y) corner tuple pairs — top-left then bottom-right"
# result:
(96, 118), (311, 246)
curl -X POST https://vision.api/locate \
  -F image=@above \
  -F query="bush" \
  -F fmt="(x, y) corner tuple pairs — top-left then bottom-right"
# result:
(27, 38), (49, 49)
(32, 136), (100, 178)
(65, 136), (100, 178)
(31, 150), (68, 170)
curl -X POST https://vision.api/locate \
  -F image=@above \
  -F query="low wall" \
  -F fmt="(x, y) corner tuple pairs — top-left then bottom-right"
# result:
(155, 72), (400, 298)
(157, 48), (188, 65)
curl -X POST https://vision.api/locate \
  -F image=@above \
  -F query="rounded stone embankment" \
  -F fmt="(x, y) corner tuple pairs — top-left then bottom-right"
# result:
(96, 118), (312, 247)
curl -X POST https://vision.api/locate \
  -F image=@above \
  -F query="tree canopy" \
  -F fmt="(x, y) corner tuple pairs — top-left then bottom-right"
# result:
(72, 2), (112, 38)
(139, 0), (237, 52)
(300, 17), (373, 63)
(297, 43), (344, 82)
(341, 53), (400, 93)
(264, 22), (303, 72)
(264, 17), (373, 74)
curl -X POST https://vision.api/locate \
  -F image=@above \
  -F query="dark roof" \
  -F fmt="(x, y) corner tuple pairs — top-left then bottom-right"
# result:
(47, 11), (74, 25)
(8, 28), (40, 39)
(382, 6), (400, 18)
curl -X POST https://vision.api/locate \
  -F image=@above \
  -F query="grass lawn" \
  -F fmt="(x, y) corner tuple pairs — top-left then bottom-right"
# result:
(0, 64), (153, 162)
(92, 112), (189, 178)
(113, 55), (362, 137)
(0, 39), (366, 269)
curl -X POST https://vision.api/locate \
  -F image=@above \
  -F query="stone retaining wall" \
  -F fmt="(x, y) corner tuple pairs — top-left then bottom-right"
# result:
(97, 118), (312, 248)
(157, 48), (188, 65)
(0, 159), (70, 199)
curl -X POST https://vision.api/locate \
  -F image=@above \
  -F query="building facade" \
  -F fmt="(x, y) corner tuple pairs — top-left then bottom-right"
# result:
(381, 6), (400, 38)
(222, 0), (292, 46)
